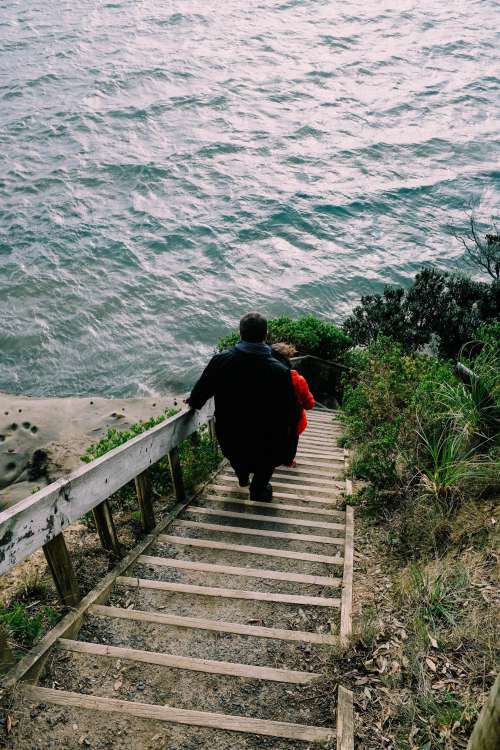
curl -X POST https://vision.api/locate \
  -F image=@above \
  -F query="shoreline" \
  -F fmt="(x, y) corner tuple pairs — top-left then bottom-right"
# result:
(0, 391), (183, 509)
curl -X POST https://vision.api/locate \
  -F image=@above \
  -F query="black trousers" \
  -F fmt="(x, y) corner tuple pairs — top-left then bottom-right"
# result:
(230, 459), (275, 496)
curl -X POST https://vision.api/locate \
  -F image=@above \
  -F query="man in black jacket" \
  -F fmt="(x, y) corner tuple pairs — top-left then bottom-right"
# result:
(187, 312), (299, 501)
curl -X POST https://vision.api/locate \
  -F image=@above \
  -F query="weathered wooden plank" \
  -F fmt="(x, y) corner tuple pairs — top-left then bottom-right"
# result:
(208, 484), (341, 505)
(186, 505), (345, 532)
(117, 576), (341, 608)
(340, 507), (354, 647)
(467, 672), (500, 750)
(175, 519), (345, 546)
(168, 445), (186, 502)
(57, 639), (320, 684)
(91, 604), (338, 645)
(42, 533), (81, 608)
(134, 469), (155, 532)
(218, 477), (341, 496)
(137, 554), (342, 587)
(0, 400), (214, 574)
(337, 686), (354, 750)
(22, 686), (334, 742)
(268, 473), (344, 488)
(158, 534), (344, 565)
(204, 495), (346, 518)
(92, 500), (121, 557)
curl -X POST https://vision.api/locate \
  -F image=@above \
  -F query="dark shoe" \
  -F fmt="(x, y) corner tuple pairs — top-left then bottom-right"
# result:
(238, 474), (250, 487)
(250, 483), (273, 502)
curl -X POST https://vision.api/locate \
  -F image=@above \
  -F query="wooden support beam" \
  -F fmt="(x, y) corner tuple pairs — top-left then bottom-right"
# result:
(168, 446), (185, 502)
(467, 673), (500, 750)
(337, 685), (354, 750)
(57, 639), (321, 684)
(208, 417), (218, 450)
(92, 500), (121, 557)
(42, 533), (81, 608)
(91, 604), (338, 645)
(134, 470), (156, 532)
(0, 623), (16, 675)
(23, 686), (334, 742)
(340, 506), (354, 648)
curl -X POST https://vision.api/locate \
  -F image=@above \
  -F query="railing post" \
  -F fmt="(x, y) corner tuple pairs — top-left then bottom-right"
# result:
(42, 532), (81, 608)
(467, 673), (500, 750)
(134, 470), (156, 532)
(208, 417), (218, 451)
(92, 500), (121, 557)
(0, 623), (16, 674)
(168, 446), (185, 502)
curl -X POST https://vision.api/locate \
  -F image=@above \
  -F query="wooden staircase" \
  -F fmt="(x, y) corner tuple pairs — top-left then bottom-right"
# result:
(11, 408), (354, 748)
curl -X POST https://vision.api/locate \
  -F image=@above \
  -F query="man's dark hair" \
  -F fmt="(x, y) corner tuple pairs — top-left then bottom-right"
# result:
(240, 312), (268, 343)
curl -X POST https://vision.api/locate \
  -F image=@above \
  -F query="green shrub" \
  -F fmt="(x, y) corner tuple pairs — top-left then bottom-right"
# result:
(218, 315), (352, 361)
(343, 268), (500, 358)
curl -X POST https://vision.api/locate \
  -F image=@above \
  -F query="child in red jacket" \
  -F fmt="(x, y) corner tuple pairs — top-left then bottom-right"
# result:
(272, 343), (315, 465)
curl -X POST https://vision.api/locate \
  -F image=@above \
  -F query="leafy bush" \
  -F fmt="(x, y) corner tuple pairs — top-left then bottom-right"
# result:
(218, 315), (352, 361)
(343, 268), (500, 358)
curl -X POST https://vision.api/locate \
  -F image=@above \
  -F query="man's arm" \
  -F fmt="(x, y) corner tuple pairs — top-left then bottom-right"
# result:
(186, 355), (219, 410)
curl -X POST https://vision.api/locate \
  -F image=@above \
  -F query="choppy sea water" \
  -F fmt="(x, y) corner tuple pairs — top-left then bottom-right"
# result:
(0, 0), (499, 397)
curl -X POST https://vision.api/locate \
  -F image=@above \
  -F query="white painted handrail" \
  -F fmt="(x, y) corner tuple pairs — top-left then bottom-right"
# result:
(0, 400), (214, 575)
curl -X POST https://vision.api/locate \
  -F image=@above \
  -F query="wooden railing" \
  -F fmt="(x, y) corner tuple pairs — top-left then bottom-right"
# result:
(0, 400), (215, 607)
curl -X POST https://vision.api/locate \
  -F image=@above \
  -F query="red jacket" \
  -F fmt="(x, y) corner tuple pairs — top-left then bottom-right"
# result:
(291, 369), (315, 434)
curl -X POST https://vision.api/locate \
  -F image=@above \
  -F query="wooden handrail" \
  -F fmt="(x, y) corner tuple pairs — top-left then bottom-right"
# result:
(0, 400), (214, 577)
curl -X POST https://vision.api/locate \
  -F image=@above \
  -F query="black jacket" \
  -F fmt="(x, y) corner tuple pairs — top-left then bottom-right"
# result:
(187, 346), (300, 468)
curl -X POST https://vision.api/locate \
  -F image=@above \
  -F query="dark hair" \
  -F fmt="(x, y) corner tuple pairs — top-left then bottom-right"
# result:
(239, 312), (267, 343)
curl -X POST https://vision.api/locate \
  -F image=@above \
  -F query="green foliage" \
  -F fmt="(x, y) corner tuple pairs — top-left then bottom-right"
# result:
(0, 603), (59, 649)
(403, 564), (468, 628)
(218, 315), (352, 361)
(81, 409), (179, 463)
(343, 268), (500, 358)
(341, 328), (499, 557)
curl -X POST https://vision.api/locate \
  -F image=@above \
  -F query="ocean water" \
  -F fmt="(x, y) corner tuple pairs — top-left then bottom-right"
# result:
(1, 0), (499, 397)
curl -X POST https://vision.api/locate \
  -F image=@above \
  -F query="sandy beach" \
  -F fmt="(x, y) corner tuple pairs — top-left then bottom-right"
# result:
(0, 392), (182, 509)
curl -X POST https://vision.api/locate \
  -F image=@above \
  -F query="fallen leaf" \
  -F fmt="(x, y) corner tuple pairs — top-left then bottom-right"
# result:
(113, 679), (123, 691)
(429, 635), (438, 649)
(426, 657), (437, 673)
(6, 715), (12, 734)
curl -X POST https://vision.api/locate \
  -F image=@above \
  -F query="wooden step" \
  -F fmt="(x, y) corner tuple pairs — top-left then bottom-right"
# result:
(137, 554), (342, 587)
(23, 686), (334, 742)
(209, 485), (341, 505)
(57, 639), (320, 684)
(91, 604), (338, 645)
(292, 458), (344, 469)
(274, 464), (345, 478)
(116, 576), (341, 608)
(158, 534), (344, 565)
(175, 520), (344, 546)
(186, 505), (345, 532)
(269, 473), (344, 488)
(204, 495), (346, 518)
(217, 478), (340, 496)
